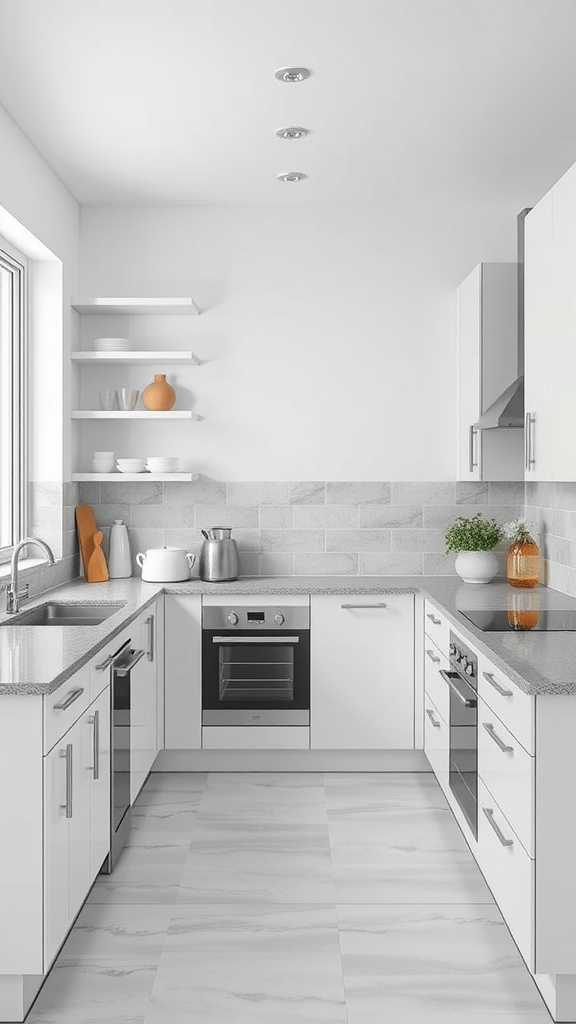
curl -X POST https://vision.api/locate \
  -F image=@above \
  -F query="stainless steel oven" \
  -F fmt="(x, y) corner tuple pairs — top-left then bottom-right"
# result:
(202, 605), (310, 726)
(440, 632), (478, 839)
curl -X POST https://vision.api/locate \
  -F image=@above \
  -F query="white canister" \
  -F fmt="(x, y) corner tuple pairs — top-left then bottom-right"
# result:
(92, 450), (115, 473)
(108, 520), (132, 578)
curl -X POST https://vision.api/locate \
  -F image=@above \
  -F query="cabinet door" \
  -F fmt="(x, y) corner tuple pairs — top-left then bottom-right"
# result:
(456, 265), (482, 481)
(165, 595), (202, 749)
(88, 687), (111, 878)
(68, 716), (92, 922)
(130, 606), (158, 802)
(310, 595), (414, 749)
(524, 192), (554, 480)
(423, 692), (449, 793)
(43, 739), (70, 968)
(551, 162), (576, 479)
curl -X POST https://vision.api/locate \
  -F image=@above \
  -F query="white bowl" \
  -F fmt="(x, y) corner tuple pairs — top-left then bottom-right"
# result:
(117, 458), (146, 465)
(117, 461), (146, 470)
(92, 337), (130, 351)
(117, 465), (146, 474)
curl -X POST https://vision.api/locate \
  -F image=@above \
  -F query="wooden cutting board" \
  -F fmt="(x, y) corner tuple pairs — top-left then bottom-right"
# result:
(75, 505), (109, 582)
(87, 530), (109, 583)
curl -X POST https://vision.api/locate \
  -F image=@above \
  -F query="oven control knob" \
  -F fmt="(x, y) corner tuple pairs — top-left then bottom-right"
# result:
(465, 662), (474, 677)
(449, 643), (456, 656)
(227, 612), (239, 626)
(274, 613), (285, 625)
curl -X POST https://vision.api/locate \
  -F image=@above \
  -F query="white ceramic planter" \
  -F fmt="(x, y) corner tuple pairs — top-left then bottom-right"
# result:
(455, 550), (499, 584)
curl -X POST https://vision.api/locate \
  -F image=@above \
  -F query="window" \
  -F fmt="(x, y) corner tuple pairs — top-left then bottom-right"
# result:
(0, 240), (27, 561)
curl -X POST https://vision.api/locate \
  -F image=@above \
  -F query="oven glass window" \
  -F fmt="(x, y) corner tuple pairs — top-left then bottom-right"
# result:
(218, 644), (295, 703)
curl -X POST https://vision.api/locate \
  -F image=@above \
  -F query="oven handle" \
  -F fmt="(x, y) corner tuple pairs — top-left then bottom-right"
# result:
(439, 669), (477, 708)
(212, 636), (300, 644)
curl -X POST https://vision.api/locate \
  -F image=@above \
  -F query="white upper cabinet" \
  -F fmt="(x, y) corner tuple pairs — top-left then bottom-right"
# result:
(548, 163), (576, 480)
(524, 191), (554, 480)
(456, 263), (523, 481)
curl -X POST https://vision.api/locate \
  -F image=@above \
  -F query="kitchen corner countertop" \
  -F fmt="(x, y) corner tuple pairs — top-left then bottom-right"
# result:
(1, 574), (576, 697)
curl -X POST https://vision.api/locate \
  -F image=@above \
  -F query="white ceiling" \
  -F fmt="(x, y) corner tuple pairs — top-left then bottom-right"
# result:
(0, 0), (576, 206)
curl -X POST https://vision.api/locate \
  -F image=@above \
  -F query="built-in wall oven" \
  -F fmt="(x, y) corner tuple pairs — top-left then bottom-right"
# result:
(202, 605), (310, 726)
(101, 638), (147, 873)
(440, 632), (478, 839)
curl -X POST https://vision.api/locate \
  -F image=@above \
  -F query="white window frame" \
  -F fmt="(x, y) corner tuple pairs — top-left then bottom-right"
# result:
(0, 238), (28, 563)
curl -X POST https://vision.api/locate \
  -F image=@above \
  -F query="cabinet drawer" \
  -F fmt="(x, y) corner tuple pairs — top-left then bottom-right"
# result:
(202, 727), (310, 749)
(424, 693), (449, 792)
(476, 778), (534, 970)
(424, 600), (449, 656)
(423, 643), (449, 723)
(478, 700), (534, 856)
(478, 653), (534, 754)
(88, 628), (131, 702)
(43, 666), (90, 754)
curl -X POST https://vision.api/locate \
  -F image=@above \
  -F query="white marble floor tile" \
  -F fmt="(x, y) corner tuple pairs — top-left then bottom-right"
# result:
(135, 772), (207, 805)
(197, 771), (328, 824)
(332, 855), (493, 905)
(145, 907), (346, 1024)
(324, 771), (449, 817)
(88, 845), (188, 905)
(337, 904), (551, 1022)
(57, 904), (172, 964)
(27, 963), (157, 1024)
(328, 807), (469, 863)
(129, 805), (199, 835)
(179, 823), (336, 903)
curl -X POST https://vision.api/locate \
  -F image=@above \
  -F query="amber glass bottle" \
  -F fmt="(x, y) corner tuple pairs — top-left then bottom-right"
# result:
(507, 537), (540, 588)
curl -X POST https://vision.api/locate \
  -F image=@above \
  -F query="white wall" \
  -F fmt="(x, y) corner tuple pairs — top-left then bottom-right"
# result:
(0, 102), (79, 482)
(80, 200), (521, 481)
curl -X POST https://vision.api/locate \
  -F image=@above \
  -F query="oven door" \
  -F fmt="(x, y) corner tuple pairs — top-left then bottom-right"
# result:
(202, 629), (310, 725)
(441, 669), (478, 839)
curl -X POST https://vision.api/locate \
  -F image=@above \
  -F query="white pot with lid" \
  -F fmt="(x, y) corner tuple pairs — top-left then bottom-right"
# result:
(136, 546), (196, 582)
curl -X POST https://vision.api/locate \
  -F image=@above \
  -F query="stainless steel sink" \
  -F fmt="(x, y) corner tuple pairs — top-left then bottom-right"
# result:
(2, 602), (125, 626)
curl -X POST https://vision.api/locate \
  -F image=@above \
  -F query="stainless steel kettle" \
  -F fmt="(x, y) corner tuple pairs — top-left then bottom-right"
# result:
(199, 527), (239, 582)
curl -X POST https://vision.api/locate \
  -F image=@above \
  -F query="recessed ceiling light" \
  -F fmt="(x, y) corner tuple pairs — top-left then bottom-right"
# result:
(277, 172), (308, 182)
(275, 126), (309, 141)
(274, 67), (311, 83)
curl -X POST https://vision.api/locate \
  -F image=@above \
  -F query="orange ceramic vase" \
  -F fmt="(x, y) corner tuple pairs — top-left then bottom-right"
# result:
(142, 374), (176, 411)
(507, 538), (540, 588)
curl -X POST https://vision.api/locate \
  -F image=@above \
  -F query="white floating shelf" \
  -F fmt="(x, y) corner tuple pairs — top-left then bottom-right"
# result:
(71, 410), (201, 420)
(71, 350), (201, 365)
(72, 473), (199, 483)
(71, 297), (200, 315)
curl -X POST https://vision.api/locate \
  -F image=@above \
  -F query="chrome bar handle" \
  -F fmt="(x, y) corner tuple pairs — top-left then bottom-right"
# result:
(526, 412), (536, 469)
(146, 614), (154, 662)
(53, 686), (84, 711)
(60, 744), (73, 818)
(482, 671), (513, 697)
(469, 425), (478, 472)
(482, 722), (513, 753)
(439, 669), (477, 707)
(115, 649), (146, 676)
(524, 412), (530, 471)
(95, 639), (131, 672)
(425, 708), (441, 728)
(482, 806), (513, 847)
(426, 648), (441, 664)
(213, 636), (300, 644)
(341, 603), (387, 609)
(426, 613), (441, 626)
(89, 711), (100, 780)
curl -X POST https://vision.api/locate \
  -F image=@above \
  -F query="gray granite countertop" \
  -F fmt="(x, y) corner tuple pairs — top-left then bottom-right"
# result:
(1, 574), (576, 697)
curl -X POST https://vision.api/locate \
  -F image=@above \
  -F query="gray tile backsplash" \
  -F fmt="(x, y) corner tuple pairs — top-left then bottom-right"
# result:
(76, 479), (522, 576)
(526, 481), (576, 597)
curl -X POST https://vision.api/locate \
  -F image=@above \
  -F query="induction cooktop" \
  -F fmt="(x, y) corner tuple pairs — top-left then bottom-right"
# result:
(460, 609), (576, 632)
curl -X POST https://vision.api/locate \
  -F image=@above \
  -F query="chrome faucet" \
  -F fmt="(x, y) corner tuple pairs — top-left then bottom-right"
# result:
(5, 537), (56, 614)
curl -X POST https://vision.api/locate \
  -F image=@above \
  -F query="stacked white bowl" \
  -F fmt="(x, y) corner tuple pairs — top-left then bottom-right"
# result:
(92, 337), (131, 352)
(116, 458), (147, 474)
(146, 457), (180, 473)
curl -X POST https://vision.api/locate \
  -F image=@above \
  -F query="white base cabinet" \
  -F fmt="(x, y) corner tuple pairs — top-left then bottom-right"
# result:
(164, 594), (202, 750)
(43, 684), (111, 969)
(311, 594), (414, 749)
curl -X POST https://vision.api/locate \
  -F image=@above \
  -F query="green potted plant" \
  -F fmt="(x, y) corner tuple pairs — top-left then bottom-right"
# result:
(445, 512), (503, 584)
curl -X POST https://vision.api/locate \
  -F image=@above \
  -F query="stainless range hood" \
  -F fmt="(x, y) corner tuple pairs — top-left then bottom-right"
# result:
(474, 374), (524, 428)
(474, 209), (530, 430)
